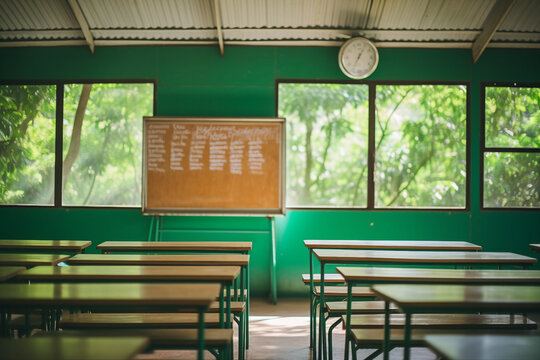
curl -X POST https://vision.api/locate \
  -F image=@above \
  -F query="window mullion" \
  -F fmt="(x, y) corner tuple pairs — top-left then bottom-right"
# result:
(367, 83), (376, 209)
(54, 84), (63, 207)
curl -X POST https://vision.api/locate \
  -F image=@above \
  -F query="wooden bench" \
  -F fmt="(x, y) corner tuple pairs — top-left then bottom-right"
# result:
(344, 313), (536, 329)
(314, 286), (374, 297)
(302, 273), (345, 283)
(59, 313), (232, 329)
(350, 329), (537, 359)
(339, 315), (536, 360)
(326, 301), (398, 315)
(9, 302), (246, 331)
(36, 328), (233, 350)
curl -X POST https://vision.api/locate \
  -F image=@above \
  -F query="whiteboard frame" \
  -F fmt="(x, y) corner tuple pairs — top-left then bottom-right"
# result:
(142, 116), (285, 216)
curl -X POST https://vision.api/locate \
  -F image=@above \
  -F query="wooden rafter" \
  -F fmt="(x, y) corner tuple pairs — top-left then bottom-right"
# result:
(67, 0), (95, 54)
(214, 0), (225, 56)
(472, 0), (516, 63)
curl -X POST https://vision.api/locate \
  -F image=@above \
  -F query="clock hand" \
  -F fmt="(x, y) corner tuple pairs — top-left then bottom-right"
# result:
(354, 49), (365, 64)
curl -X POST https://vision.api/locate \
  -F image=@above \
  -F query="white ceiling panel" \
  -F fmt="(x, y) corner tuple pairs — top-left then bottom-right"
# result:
(0, 0), (538, 50)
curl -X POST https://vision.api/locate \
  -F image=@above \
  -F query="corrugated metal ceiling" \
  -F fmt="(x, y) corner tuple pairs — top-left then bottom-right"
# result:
(0, 0), (538, 46)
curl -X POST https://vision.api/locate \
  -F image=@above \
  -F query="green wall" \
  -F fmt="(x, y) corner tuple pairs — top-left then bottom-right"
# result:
(1, 45), (539, 296)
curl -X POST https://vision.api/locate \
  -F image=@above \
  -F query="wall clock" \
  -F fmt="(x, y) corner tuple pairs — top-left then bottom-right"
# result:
(338, 37), (379, 79)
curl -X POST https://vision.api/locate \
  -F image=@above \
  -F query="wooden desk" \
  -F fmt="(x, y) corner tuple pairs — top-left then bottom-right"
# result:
(312, 249), (536, 360)
(95, 241), (252, 350)
(530, 244), (540, 253)
(0, 283), (219, 360)
(0, 336), (149, 360)
(425, 334), (540, 360)
(0, 240), (91, 254)
(313, 249), (536, 267)
(304, 240), (482, 251)
(67, 253), (249, 266)
(97, 241), (252, 253)
(337, 267), (540, 359)
(0, 254), (71, 267)
(17, 265), (240, 282)
(17, 265), (240, 329)
(65, 255), (249, 343)
(0, 267), (25, 282)
(372, 284), (540, 360)
(304, 239), (481, 360)
(337, 267), (540, 284)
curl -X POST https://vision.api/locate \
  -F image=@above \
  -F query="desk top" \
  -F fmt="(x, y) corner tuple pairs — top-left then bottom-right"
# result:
(305, 240), (481, 251)
(337, 267), (540, 284)
(313, 249), (537, 265)
(425, 334), (540, 360)
(0, 239), (91, 251)
(0, 336), (149, 360)
(0, 282), (220, 307)
(67, 253), (249, 266)
(530, 244), (540, 252)
(0, 267), (26, 282)
(97, 241), (252, 252)
(371, 284), (540, 312)
(17, 265), (241, 281)
(0, 254), (71, 267)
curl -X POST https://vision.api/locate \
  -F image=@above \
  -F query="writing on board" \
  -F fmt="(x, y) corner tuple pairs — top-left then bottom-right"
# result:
(147, 123), (279, 176)
(143, 118), (283, 213)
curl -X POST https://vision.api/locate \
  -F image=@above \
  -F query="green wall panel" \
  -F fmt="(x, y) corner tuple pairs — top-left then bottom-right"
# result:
(0, 45), (539, 297)
(156, 85), (274, 117)
(0, 47), (157, 80)
(157, 46), (275, 86)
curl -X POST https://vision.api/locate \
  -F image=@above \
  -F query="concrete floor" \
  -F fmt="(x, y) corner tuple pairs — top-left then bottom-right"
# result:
(134, 298), (440, 360)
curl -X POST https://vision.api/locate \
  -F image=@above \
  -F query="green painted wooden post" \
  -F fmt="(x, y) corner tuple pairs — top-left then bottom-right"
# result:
(270, 216), (277, 304)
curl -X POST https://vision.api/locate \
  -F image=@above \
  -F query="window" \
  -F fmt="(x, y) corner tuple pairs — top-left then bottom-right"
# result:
(279, 83), (369, 207)
(278, 81), (468, 209)
(0, 81), (154, 207)
(375, 85), (467, 208)
(483, 84), (540, 208)
(0, 85), (56, 205)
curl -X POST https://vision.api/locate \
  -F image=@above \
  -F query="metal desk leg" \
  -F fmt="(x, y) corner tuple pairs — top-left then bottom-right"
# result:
(319, 262), (327, 360)
(309, 249), (316, 359)
(198, 309), (205, 360)
(383, 301), (390, 360)
(246, 259), (250, 349)
(403, 313), (411, 360)
(219, 286), (225, 328)
(344, 283), (352, 360)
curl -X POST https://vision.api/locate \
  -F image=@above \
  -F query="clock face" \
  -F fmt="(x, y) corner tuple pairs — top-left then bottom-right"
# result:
(338, 37), (379, 79)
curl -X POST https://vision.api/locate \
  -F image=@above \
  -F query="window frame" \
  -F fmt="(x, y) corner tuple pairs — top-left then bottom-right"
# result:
(0, 79), (156, 210)
(276, 79), (470, 212)
(480, 81), (540, 211)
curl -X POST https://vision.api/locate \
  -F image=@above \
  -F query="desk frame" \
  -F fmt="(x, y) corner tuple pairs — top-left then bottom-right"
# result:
(339, 269), (540, 360)
(312, 249), (534, 360)
(371, 284), (540, 360)
(306, 241), (482, 360)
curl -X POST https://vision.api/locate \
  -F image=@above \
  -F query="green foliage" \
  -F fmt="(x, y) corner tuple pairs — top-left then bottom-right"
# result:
(279, 83), (369, 206)
(279, 83), (467, 208)
(485, 87), (540, 148)
(484, 86), (540, 207)
(62, 83), (153, 206)
(375, 85), (467, 207)
(0, 83), (153, 206)
(484, 152), (539, 207)
(0, 85), (56, 204)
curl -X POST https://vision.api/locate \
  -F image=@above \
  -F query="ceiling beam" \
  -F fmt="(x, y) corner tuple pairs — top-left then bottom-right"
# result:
(67, 0), (95, 54)
(2, 39), (539, 50)
(472, 0), (516, 63)
(214, 0), (225, 56)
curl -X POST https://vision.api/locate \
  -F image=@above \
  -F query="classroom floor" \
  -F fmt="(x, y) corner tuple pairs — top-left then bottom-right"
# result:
(133, 298), (444, 360)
